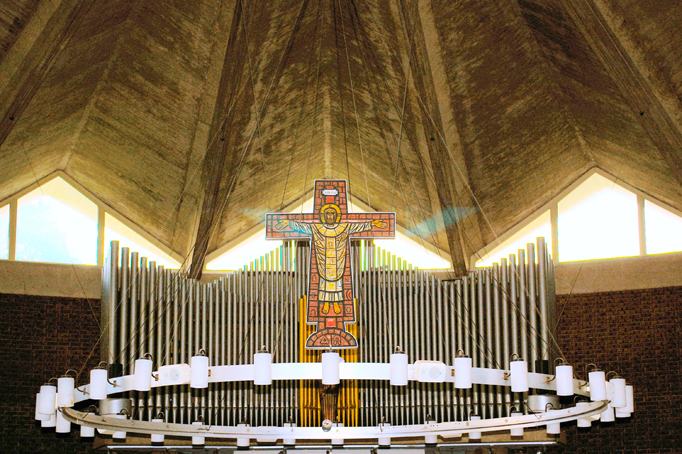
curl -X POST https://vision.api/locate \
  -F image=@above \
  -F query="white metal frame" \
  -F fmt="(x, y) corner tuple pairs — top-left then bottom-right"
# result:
(54, 359), (612, 443)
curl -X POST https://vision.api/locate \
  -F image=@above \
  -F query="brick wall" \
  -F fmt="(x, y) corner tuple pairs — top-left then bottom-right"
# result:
(0, 293), (101, 453)
(549, 286), (682, 454)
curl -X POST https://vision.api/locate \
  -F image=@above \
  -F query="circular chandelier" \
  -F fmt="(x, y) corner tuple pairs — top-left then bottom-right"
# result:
(35, 351), (633, 448)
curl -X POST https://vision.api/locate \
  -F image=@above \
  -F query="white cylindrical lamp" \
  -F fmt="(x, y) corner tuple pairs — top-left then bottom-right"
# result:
(90, 368), (108, 400)
(378, 422), (391, 447)
(576, 402), (592, 428)
(112, 414), (127, 440)
(546, 415), (560, 435)
(625, 385), (634, 413)
(57, 376), (75, 408)
(56, 410), (71, 434)
(555, 364), (574, 396)
(35, 393), (49, 421)
(600, 403), (615, 423)
(283, 421), (296, 446)
(331, 422), (344, 446)
(390, 350), (408, 386)
(133, 358), (153, 391)
(39, 384), (56, 415)
(321, 352), (340, 385)
(151, 417), (164, 444)
(609, 377), (626, 408)
(510, 359), (529, 393)
(424, 416), (437, 445)
(254, 351), (272, 385)
(192, 421), (205, 446)
(80, 424), (95, 438)
(615, 407), (631, 418)
(41, 412), (56, 428)
(468, 415), (482, 441)
(237, 423), (250, 448)
(588, 370), (606, 401)
(190, 353), (209, 389)
(510, 411), (523, 436)
(454, 355), (472, 389)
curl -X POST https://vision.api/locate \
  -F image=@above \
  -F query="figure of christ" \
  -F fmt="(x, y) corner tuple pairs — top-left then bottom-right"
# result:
(265, 179), (396, 349)
(276, 207), (387, 316)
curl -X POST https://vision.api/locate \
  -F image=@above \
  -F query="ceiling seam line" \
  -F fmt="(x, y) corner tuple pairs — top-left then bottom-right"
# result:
(337, 0), (371, 209)
(240, 0), (273, 211)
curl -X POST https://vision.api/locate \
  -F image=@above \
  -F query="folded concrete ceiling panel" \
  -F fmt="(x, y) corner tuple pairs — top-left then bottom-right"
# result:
(209, 0), (445, 258)
(0, 0), (130, 200)
(63, 0), (229, 252)
(430, 0), (593, 247)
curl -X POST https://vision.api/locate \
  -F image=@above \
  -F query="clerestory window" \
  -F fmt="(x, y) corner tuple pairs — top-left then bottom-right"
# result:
(0, 175), (179, 268)
(474, 172), (682, 267)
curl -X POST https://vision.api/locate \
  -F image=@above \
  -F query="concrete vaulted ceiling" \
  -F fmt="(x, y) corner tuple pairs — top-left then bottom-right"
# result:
(0, 0), (681, 276)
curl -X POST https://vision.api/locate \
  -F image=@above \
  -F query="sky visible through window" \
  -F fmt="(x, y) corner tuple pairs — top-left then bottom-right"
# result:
(104, 213), (180, 269)
(644, 200), (682, 255)
(16, 178), (98, 265)
(206, 197), (452, 271)
(558, 174), (639, 262)
(4, 174), (681, 270)
(474, 173), (682, 267)
(7, 177), (181, 268)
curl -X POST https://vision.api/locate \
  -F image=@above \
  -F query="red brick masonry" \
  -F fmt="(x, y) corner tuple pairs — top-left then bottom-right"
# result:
(550, 286), (682, 454)
(0, 293), (100, 453)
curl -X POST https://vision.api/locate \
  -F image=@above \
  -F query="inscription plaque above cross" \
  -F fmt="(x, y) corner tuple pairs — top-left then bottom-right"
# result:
(265, 180), (396, 349)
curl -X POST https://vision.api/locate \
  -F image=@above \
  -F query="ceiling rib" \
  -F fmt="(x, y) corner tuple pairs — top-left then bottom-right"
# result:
(188, 0), (248, 278)
(398, 0), (468, 276)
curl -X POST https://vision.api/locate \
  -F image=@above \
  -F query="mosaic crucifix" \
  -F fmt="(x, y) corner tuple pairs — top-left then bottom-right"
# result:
(265, 180), (396, 349)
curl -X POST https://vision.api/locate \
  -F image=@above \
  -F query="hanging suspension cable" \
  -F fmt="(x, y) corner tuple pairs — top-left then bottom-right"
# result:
(331, 0), (353, 204)
(240, 0), (273, 211)
(300, 0), (324, 214)
(337, 0), (371, 209)
(281, 0), (323, 211)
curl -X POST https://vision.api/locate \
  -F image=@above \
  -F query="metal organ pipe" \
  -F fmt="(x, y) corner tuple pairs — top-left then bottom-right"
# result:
(537, 237), (550, 365)
(120, 246), (129, 374)
(527, 243), (538, 372)
(517, 249), (528, 364)
(129, 252), (139, 377)
(500, 258), (511, 415)
(138, 256), (148, 420)
(102, 239), (555, 429)
(484, 268), (493, 418)
(103, 241), (119, 364)
(492, 263), (502, 417)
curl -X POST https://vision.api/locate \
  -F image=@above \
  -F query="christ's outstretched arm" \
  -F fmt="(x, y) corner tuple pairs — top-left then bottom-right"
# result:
(347, 219), (387, 235)
(276, 219), (312, 234)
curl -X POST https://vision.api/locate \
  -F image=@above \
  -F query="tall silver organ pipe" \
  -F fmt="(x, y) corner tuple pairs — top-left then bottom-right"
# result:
(101, 238), (555, 427)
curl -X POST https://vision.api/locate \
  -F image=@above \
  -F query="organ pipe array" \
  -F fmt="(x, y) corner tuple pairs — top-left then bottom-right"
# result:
(101, 238), (556, 427)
